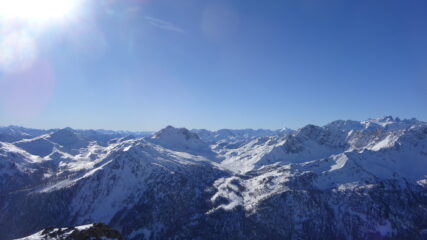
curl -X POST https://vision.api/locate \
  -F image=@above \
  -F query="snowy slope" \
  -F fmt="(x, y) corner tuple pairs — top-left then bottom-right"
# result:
(0, 116), (426, 240)
(192, 128), (291, 144)
(149, 126), (219, 161)
(0, 126), (48, 142)
(217, 116), (426, 174)
(211, 125), (427, 213)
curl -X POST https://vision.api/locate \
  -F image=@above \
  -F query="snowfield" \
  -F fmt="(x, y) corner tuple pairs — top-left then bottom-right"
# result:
(1, 116), (427, 240)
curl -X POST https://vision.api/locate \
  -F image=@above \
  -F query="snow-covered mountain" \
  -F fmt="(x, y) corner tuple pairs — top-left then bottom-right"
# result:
(192, 128), (293, 144)
(0, 126), (49, 142)
(1, 116), (426, 239)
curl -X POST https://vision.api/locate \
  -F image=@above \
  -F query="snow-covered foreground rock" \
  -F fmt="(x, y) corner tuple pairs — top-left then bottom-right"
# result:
(0, 116), (426, 239)
(15, 223), (123, 240)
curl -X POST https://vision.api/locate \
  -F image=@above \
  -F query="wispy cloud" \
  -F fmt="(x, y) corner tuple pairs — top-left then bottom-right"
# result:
(145, 16), (184, 33)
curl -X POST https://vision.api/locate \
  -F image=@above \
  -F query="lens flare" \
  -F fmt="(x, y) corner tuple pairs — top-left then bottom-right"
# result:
(0, 60), (55, 118)
(0, 31), (37, 73)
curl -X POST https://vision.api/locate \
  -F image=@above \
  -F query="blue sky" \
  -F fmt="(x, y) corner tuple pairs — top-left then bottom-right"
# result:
(0, 0), (426, 131)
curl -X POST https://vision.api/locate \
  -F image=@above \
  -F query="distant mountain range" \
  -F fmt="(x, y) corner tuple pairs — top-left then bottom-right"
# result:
(2, 116), (427, 240)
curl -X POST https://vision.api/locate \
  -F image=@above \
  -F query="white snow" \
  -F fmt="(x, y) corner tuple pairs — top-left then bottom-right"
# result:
(1, 116), (426, 238)
(14, 224), (94, 240)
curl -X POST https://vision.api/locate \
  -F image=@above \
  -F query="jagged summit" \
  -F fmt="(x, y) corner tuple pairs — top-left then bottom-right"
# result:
(324, 116), (421, 132)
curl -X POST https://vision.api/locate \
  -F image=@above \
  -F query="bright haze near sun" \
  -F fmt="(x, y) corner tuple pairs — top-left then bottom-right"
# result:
(0, 0), (81, 22)
(0, 0), (426, 131)
(0, 0), (83, 74)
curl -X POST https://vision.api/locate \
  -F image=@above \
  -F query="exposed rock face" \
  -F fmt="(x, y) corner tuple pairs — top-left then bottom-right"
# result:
(0, 117), (426, 240)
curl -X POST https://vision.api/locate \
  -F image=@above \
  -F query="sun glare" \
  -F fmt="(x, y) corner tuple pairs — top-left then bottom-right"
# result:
(0, 0), (80, 22)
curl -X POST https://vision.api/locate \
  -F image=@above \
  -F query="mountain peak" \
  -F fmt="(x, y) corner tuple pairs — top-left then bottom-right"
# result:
(50, 127), (75, 135)
(153, 126), (200, 141)
(296, 124), (324, 138)
(363, 116), (421, 129)
(325, 120), (364, 132)
(49, 127), (78, 140)
(149, 126), (216, 155)
(48, 127), (89, 149)
(373, 115), (396, 124)
(1, 117), (427, 240)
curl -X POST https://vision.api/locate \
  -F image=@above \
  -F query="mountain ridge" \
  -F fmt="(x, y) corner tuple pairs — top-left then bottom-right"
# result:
(1, 116), (426, 240)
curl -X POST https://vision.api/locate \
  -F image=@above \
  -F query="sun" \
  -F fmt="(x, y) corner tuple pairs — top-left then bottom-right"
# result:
(0, 0), (80, 23)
